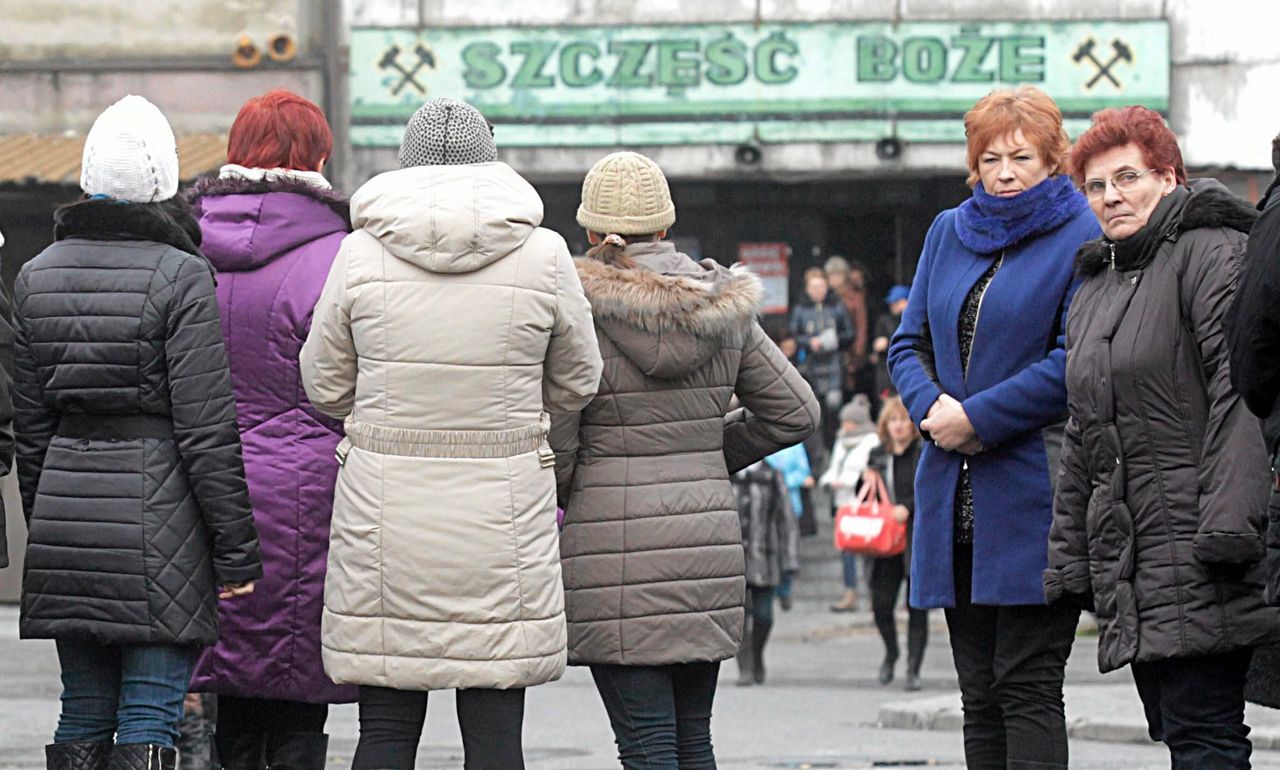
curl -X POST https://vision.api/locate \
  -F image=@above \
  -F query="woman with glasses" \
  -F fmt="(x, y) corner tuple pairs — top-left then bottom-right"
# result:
(888, 86), (1099, 769)
(1046, 105), (1280, 768)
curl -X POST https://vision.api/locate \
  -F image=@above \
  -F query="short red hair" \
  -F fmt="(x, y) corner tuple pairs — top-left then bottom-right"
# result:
(1070, 106), (1185, 185)
(226, 89), (332, 172)
(964, 86), (1071, 187)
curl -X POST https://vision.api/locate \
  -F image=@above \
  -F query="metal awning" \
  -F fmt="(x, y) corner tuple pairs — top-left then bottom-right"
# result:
(0, 133), (228, 186)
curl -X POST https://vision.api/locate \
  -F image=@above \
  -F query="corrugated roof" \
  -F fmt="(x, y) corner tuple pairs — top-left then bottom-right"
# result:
(0, 133), (228, 185)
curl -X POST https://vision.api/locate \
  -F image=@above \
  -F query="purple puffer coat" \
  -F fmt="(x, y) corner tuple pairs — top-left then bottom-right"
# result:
(188, 175), (356, 704)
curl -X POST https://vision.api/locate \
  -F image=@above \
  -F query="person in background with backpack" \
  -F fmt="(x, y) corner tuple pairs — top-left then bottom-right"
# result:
(862, 396), (927, 691)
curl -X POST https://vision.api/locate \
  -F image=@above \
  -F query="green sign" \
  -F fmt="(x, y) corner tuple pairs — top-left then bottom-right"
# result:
(351, 21), (1169, 148)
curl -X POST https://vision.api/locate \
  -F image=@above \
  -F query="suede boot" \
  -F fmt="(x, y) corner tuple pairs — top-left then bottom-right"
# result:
(264, 733), (328, 770)
(213, 731), (265, 770)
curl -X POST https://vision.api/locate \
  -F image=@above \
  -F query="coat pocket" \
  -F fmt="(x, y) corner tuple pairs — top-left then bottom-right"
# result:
(1091, 497), (1140, 672)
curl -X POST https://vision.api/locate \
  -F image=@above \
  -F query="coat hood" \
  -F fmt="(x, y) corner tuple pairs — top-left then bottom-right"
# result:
(189, 175), (350, 272)
(1076, 178), (1259, 277)
(575, 241), (763, 378)
(350, 162), (543, 274)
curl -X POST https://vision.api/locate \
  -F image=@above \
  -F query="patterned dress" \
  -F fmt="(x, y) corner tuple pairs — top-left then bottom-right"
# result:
(953, 257), (1002, 543)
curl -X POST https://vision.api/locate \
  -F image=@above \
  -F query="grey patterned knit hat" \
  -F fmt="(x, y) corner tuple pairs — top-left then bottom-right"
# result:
(398, 98), (497, 168)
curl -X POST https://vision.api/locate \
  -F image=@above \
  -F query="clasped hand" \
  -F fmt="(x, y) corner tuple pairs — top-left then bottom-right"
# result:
(921, 394), (982, 455)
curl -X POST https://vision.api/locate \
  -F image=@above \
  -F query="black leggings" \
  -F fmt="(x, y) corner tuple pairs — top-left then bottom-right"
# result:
(215, 696), (328, 753)
(351, 686), (525, 770)
(869, 555), (928, 665)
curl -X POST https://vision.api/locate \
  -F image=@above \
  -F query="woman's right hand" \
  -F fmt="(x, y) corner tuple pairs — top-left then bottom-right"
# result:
(219, 581), (256, 600)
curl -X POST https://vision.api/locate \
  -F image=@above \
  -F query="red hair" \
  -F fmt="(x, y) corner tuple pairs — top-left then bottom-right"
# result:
(964, 86), (1071, 187)
(226, 89), (332, 172)
(1070, 106), (1185, 184)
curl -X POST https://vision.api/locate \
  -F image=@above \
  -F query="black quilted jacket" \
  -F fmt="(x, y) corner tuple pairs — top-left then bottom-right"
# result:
(13, 199), (262, 645)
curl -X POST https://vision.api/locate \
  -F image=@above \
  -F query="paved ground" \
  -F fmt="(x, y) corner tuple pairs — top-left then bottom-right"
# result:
(6, 593), (1280, 769)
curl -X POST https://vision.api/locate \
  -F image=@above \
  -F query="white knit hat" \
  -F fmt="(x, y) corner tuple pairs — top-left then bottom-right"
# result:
(577, 151), (675, 236)
(81, 95), (179, 203)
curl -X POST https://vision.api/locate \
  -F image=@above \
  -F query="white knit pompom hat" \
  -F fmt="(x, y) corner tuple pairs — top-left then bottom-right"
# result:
(80, 95), (179, 203)
(577, 151), (675, 236)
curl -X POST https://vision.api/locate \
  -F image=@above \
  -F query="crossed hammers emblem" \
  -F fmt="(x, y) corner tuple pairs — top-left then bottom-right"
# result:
(1073, 38), (1134, 90)
(379, 43), (436, 96)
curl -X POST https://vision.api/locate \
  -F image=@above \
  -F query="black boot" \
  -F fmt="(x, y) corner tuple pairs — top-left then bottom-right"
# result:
(904, 656), (923, 691)
(879, 654), (897, 685)
(109, 745), (176, 770)
(46, 741), (112, 770)
(214, 730), (265, 770)
(751, 618), (772, 685)
(264, 733), (328, 770)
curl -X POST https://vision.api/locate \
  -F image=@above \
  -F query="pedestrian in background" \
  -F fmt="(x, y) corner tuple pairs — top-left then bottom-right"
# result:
(862, 397), (927, 691)
(555, 150), (818, 769)
(871, 286), (909, 402)
(188, 89), (357, 770)
(823, 256), (869, 398)
(731, 459), (799, 686)
(14, 95), (262, 770)
(819, 395), (878, 613)
(888, 85), (1099, 770)
(791, 267), (855, 459)
(765, 440), (814, 604)
(300, 97), (602, 770)
(1048, 106), (1280, 769)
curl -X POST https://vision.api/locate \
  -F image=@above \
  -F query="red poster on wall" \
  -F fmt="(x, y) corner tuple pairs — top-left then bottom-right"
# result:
(737, 242), (791, 315)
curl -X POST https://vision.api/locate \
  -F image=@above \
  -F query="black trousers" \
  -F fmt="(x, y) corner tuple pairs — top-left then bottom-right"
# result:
(1132, 647), (1253, 769)
(869, 555), (927, 667)
(351, 685), (525, 770)
(944, 544), (1079, 770)
(215, 696), (328, 766)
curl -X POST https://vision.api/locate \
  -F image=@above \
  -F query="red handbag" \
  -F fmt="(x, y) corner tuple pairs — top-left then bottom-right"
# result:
(834, 473), (907, 557)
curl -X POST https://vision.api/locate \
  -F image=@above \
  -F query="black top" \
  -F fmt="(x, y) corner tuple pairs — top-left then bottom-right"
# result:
(953, 258), (1000, 544)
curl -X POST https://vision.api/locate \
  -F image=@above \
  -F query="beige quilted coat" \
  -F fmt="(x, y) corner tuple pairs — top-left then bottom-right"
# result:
(553, 242), (819, 666)
(300, 162), (602, 691)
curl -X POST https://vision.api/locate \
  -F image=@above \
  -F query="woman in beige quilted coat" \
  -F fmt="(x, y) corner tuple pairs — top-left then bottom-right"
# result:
(553, 151), (819, 768)
(299, 98), (602, 770)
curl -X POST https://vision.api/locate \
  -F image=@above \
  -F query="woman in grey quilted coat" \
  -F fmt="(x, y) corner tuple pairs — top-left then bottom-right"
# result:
(553, 151), (819, 768)
(13, 96), (261, 770)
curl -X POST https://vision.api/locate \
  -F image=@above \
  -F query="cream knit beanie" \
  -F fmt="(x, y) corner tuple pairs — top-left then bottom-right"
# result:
(576, 151), (675, 236)
(81, 95), (179, 203)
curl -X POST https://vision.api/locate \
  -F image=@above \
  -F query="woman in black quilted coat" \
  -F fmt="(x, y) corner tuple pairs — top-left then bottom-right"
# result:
(13, 96), (262, 770)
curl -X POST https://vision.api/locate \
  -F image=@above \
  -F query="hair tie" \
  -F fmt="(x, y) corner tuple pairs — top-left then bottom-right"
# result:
(604, 233), (626, 248)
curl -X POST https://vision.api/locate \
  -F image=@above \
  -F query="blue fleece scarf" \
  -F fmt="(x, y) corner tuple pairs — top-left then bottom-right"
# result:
(954, 175), (1090, 254)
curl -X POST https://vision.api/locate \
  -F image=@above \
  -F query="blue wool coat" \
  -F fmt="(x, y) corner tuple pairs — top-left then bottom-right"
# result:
(890, 199), (1099, 608)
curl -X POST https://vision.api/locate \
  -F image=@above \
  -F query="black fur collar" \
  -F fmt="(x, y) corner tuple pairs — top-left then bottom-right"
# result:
(187, 174), (350, 223)
(54, 197), (203, 257)
(1075, 180), (1258, 277)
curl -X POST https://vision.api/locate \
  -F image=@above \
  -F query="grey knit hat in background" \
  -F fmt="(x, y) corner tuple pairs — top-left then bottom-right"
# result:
(398, 97), (498, 168)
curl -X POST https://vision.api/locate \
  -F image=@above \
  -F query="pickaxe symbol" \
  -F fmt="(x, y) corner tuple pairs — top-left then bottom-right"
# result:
(1074, 38), (1133, 90)
(379, 43), (436, 96)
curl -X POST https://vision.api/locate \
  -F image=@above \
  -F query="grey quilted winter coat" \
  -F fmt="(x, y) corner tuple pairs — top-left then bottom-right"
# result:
(14, 200), (262, 646)
(1046, 181), (1280, 673)
(553, 242), (819, 666)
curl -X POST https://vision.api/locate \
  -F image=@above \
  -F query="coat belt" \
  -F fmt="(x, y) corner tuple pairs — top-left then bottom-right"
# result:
(338, 413), (553, 465)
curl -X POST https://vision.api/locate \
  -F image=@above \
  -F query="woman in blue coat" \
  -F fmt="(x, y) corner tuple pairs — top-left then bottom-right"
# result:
(887, 86), (1100, 770)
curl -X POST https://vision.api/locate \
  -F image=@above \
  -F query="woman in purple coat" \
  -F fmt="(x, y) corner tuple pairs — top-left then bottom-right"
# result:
(189, 90), (356, 770)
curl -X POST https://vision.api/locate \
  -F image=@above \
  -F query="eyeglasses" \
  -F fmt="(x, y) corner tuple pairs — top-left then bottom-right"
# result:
(1078, 169), (1159, 200)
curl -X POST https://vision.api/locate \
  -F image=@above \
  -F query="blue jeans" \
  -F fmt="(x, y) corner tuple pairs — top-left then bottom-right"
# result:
(590, 662), (720, 770)
(841, 550), (860, 589)
(55, 639), (197, 747)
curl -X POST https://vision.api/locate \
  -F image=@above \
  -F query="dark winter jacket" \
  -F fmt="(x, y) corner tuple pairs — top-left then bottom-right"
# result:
(789, 294), (855, 393)
(14, 199), (262, 646)
(554, 240), (819, 666)
(0, 277), (13, 570)
(889, 175), (1100, 608)
(867, 440), (921, 569)
(188, 175), (356, 703)
(1046, 180), (1280, 673)
(732, 461), (800, 588)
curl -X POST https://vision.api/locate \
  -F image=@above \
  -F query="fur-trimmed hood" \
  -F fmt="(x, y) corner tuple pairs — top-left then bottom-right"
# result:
(189, 174), (351, 272)
(1076, 179), (1258, 277)
(55, 197), (204, 258)
(575, 241), (763, 378)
